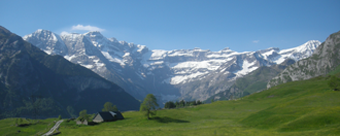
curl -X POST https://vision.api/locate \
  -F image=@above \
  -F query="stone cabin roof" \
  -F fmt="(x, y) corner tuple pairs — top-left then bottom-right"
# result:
(93, 111), (124, 121)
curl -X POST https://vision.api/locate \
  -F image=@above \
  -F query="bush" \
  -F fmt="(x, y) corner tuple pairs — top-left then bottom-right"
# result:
(328, 75), (340, 91)
(164, 101), (176, 109)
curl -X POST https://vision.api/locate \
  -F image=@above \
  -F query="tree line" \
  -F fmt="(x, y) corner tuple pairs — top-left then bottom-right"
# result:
(164, 100), (203, 109)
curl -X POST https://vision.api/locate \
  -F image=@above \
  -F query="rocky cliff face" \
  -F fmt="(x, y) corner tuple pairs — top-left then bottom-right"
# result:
(267, 31), (340, 89)
(0, 26), (140, 119)
(24, 30), (321, 101)
(205, 59), (296, 102)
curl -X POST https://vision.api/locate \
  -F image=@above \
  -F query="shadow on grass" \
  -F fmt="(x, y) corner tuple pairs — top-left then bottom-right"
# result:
(18, 123), (31, 127)
(151, 117), (189, 123)
(50, 131), (61, 135)
(88, 122), (100, 126)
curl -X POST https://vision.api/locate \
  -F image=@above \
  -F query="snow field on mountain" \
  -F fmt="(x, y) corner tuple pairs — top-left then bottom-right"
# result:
(170, 71), (209, 85)
(101, 51), (125, 66)
(150, 50), (168, 60)
(234, 60), (258, 76)
(23, 29), (322, 101)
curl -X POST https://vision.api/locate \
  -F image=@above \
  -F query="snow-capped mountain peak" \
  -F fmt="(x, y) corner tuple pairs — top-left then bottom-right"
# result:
(85, 31), (106, 41)
(23, 30), (321, 102)
(275, 40), (321, 63)
(293, 40), (320, 52)
(108, 37), (118, 43)
(85, 31), (103, 36)
(221, 47), (231, 51)
(23, 29), (68, 55)
(255, 40), (321, 64)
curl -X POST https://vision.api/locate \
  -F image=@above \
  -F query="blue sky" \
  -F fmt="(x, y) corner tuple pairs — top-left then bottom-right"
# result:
(0, 0), (339, 52)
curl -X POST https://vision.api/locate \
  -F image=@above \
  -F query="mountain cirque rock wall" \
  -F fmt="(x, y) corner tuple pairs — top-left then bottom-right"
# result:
(267, 31), (340, 89)
(24, 29), (321, 101)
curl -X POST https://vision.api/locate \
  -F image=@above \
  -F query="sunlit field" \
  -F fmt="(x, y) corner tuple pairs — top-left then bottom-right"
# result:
(1, 75), (340, 136)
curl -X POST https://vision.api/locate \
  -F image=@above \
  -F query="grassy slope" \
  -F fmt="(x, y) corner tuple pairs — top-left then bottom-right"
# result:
(241, 76), (340, 132)
(1, 75), (340, 135)
(57, 76), (339, 135)
(0, 118), (57, 136)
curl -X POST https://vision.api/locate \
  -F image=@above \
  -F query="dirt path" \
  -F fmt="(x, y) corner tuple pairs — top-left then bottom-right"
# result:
(42, 120), (63, 136)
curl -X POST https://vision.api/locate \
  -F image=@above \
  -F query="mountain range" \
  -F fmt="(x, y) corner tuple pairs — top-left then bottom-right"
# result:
(23, 30), (321, 103)
(210, 30), (340, 102)
(0, 26), (140, 119)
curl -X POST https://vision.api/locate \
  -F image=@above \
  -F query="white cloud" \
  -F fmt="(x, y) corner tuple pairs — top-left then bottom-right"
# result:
(60, 31), (70, 35)
(71, 24), (105, 32)
(252, 40), (259, 43)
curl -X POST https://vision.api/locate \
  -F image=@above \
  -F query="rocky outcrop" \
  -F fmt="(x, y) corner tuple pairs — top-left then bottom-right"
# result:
(267, 31), (340, 88)
(206, 59), (296, 102)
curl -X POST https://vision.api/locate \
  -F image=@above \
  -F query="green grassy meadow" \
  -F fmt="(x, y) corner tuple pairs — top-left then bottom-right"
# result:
(1, 76), (340, 135)
(0, 118), (57, 136)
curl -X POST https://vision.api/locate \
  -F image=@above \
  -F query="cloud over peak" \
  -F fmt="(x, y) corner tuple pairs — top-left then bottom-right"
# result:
(60, 31), (70, 35)
(71, 24), (105, 32)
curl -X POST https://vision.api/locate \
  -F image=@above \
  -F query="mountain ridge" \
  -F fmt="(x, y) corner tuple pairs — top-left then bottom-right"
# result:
(267, 30), (340, 88)
(24, 29), (321, 101)
(0, 26), (140, 119)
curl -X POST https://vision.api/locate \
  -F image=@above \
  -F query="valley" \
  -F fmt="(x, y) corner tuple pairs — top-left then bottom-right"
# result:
(1, 1), (339, 135)
(0, 23), (340, 136)
(1, 73), (339, 135)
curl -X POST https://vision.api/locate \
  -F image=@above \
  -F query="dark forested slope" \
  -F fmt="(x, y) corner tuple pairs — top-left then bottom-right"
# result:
(0, 26), (140, 119)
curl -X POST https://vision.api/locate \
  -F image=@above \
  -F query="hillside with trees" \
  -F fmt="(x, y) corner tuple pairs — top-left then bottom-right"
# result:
(0, 26), (140, 119)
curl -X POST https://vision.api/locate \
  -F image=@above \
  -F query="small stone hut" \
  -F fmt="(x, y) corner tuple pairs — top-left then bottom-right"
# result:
(76, 119), (88, 125)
